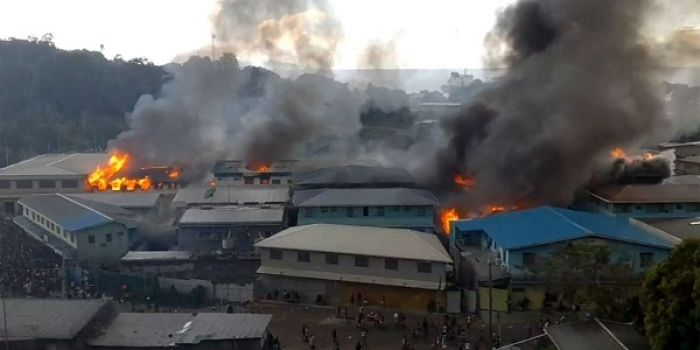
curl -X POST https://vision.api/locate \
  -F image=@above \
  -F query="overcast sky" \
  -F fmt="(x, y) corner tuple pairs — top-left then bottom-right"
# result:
(0, 0), (516, 69)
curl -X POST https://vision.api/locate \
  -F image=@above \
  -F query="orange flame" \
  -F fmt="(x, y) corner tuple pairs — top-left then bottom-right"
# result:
(439, 208), (460, 234)
(610, 148), (626, 159)
(256, 165), (271, 173)
(454, 174), (476, 189)
(643, 152), (655, 161)
(87, 151), (154, 191)
(168, 169), (181, 179)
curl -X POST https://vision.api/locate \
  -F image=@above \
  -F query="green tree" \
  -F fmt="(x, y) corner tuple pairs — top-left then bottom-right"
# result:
(641, 240), (700, 350)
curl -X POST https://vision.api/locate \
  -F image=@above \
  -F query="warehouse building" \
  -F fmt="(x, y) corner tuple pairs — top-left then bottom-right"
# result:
(293, 187), (438, 232)
(69, 192), (169, 219)
(255, 224), (452, 312)
(14, 193), (138, 267)
(212, 160), (298, 186)
(120, 251), (194, 276)
(0, 153), (109, 216)
(172, 185), (289, 210)
(586, 184), (700, 219)
(293, 164), (415, 190)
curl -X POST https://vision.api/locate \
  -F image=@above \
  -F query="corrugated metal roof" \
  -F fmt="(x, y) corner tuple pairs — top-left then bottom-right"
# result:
(454, 206), (679, 250)
(546, 319), (649, 350)
(0, 153), (109, 177)
(121, 251), (193, 262)
(0, 298), (108, 340)
(212, 160), (298, 175)
(294, 187), (438, 207)
(258, 266), (444, 290)
(13, 216), (77, 259)
(18, 194), (138, 232)
(647, 217), (700, 240)
(178, 207), (284, 225)
(69, 192), (161, 209)
(293, 165), (415, 186)
(255, 224), (452, 263)
(590, 184), (700, 203)
(88, 313), (271, 347)
(173, 186), (289, 206)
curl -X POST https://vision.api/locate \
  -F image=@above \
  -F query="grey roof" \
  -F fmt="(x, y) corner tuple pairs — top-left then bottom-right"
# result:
(121, 251), (193, 262)
(212, 160), (298, 175)
(590, 184), (700, 203)
(0, 153), (109, 177)
(646, 217), (700, 240)
(68, 192), (161, 209)
(18, 194), (138, 232)
(173, 186), (289, 206)
(178, 207), (284, 225)
(256, 224), (452, 263)
(0, 298), (108, 340)
(294, 187), (438, 207)
(546, 319), (649, 350)
(662, 175), (700, 185)
(89, 313), (271, 347)
(675, 155), (700, 164)
(13, 216), (77, 259)
(293, 165), (415, 187)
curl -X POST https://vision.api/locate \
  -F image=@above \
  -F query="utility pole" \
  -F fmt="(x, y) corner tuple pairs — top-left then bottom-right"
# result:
(2, 291), (8, 350)
(488, 253), (493, 349)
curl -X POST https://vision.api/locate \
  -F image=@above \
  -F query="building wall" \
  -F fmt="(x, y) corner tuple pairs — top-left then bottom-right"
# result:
(215, 173), (293, 186)
(177, 224), (283, 253)
(0, 175), (87, 216)
(22, 204), (79, 248)
(258, 247), (447, 285)
(297, 205), (435, 232)
(673, 145), (700, 159)
(590, 199), (700, 219)
(675, 160), (700, 175)
(75, 222), (131, 266)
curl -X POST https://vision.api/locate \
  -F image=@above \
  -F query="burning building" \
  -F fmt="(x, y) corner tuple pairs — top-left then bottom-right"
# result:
(211, 160), (298, 186)
(86, 151), (182, 192)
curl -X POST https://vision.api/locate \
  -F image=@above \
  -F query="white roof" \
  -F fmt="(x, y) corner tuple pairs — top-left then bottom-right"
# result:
(173, 186), (289, 206)
(179, 207), (285, 225)
(0, 153), (109, 177)
(255, 224), (452, 263)
(258, 266), (444, 290)
(69, 192), (161, 209)
(121, 251), (193, 261)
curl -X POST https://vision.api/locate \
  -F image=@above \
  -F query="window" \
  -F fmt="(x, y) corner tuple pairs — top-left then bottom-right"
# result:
(269, 249), (283, 260)
(346, 207), (354, 217)
(417, 262), (432, 273)
(403, 206), (411, 212)
(24, 207), (28, 216)
(297, 251), (311, 262)
(377, 207), (385, 217)
(0, 180), (9, 189)
(70, 233), (75, 242)
(330, 207), (338, 213)
(522, 252), (536, 269)
(325, 253), (339, 265)
(244, 177), (254, 185)
(417, 207), (426, 216)
(363, 206), (369, 216)
(304, 208), (313, 218)
(688, 203), (700, 212)
(640, 252), (654, 268)
(31, 212), (35, 220)
(118, 231), (124, 236)
(618, 204), (630, 213)
(321, 207), (329, 213)
(676, 204), (683, 210)
(106, 233), (112, 243)
(287, 179), (293, 184)
(385, 259), (398, 270)
(88, 235), (95, 244)
(392, 206), (401, 212)
(16, 180), (33, 189)
(635, 205), (643, 210)
(61, 180), (79, 188)
(62, 229), (67, 238)
(355, 256), (369, 267)
(39, 180), (55, 189)
(272, 179), (281, 185)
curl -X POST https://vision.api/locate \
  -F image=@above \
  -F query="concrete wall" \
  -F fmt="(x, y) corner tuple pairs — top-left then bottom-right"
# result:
(298, 205), (435, 231)
(75, 222), (131, 266)
(590, 200), (700, 219)
(0, 175), (88, 217)
(673, 145), (700, 159)
(215, 173), (293, 186)
(177, 224), (283, 253)
(675, 159), (700, 175)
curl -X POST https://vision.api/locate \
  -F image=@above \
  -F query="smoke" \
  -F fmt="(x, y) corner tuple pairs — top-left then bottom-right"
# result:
(434, 0), (668, 207)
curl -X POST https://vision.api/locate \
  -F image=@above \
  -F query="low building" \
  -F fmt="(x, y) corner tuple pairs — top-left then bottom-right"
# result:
(212, 160), (297, 186)
(254, 224), (453, 312)
(646, 217), (700, 240)
(177, 206), (286, 254)
(172, 185), (289, 210)
(69, 192), (169, 219)
(0, 298), (112, 350)
(675, 155), (700, 175)
(14, 193), (138, 267)
(587, 184), (700, 219)
(293, 165), (415, 190)
(293, 187), (438, 232)
(658, 141), (700, 159)
(451, 206), (679, 310)
(120, 251), (194, 276)
(87, 312), (272, 349)
(0, 153), (109, 216)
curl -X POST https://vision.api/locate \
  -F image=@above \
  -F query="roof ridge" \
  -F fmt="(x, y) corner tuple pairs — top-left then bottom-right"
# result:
(59, 193), (114, 222)
(548, 207), (592, 234)
(45, 153), (76, 169)
(411, 231), (451, 261)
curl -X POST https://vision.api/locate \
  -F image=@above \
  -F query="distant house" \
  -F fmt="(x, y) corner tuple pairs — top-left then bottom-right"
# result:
(587, 184), (700, 219)
(293, 165), (415, 190)
(451, 206), (679, 310)
(658, 141), (700, 159)
(293, 187), (438, 232)
(254, 224), (453, 312)
(675, 155), (700, 175)
(177, 206), (286, 254)
(87, 312), (272, 349)
(172, 185), (289, 210)
(0, 153), (109, 216)
(14, 193), (138, 267)
(0, 298), (112, 350)
(212, 160), (297, 186)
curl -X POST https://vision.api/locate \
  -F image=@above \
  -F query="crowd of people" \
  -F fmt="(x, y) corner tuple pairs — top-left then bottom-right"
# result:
(0, 218), (63, 297)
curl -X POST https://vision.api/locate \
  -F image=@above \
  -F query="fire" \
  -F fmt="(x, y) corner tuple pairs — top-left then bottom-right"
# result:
(489, 205), (506, 214)
(256, 165), (271, 173)
(440, 208), (460, 234)
(610, 148), (626, 159)
(454, 174), (476, 189)
(87, 150), (154, 191)
(643, 152), (655, 161)
(168, 169), (181, 179)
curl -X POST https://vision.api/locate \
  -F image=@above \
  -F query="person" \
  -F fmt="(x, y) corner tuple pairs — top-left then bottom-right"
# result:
(464, 340), (471, 350)
(350, 293), (355, 306)
(381, 295), (386, 308)
(301, 324), (308, 342)
(332, 328), (337, 343)
(466, 315), (472, 330)
(422, 318), (429, 342)
(356, 340), (362, 350)
(361, 330), (368, 349)
(394, 312), (400, 327)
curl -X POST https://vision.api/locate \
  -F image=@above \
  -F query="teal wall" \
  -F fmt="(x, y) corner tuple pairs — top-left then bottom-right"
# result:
(589, 197), (700, 219)
(298, 205), (435, 232)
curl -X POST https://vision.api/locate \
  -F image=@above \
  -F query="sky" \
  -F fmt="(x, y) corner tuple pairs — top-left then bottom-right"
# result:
(0, 0), (516, 69)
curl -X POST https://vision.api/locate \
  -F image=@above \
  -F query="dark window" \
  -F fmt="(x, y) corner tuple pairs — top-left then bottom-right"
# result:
(304, 208), (313, 217)
(321, 207), (329, 213)
(385, 259), (398, 270)
(618, 204), (630, 213)
(31, 212), (35, 220)
(272, 179), (281, 185)
(70, 233), (75, 242)
(523, 252), (536, 269)
(688, 203), (700, 212)
(0, 181), (9, 189)
(61, 180), (79, 188)
(39, 180), (55, 189)
(325, 253), (339, 265)
(363, 206), (369, 216)
(676, 204), (683, 210)
(269, 249), (282, 260)
(392, 206), (401, 212)
(260, 175), (270, 185)
(417, 207), (427, 216)
(287, 179), (293, 184)
(640, 252), (654, 268)
(417, 262), (432, 273)
(88, 235), (95, 244)
(355, 256), (369, 267)
(106, 233), (112, 242)
(330, 207), (338, 213)
(16, 180), (33, 189)
(403, 206), (411, 212)
(244, 177), (254, 185)
(118, 231), (124, 236)
(635, 205), (643, 210)
(377, 207), (385, 217)
(346, 207), (354, 217)
(297, 251), (311, 262)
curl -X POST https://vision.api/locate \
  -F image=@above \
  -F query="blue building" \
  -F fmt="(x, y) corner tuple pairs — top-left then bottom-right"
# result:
(293, 187), (438, 232)
(451, 206), (679, 310)
(586, 184), (700, 219)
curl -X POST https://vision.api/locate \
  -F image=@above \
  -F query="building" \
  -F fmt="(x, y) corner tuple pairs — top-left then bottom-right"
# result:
(293, 187), (438, 232)
(120, 251), (194, 276)
(658, 141), (700, 159)
(293, 165), (415, 190)
(14, 193), (138, 266)
(172, 185), (289, 211)
(675, 155), (700, 175)
(586, 184), (700, 219)
(0, 298), (112, 350)
(451, 206), (679, 310)
(662, 174), (700, 185)
(177, 206), (286, 254)
(69, 192), (169, 219)
(212, 160), (297, 186)
(646, 217), (700, 240)
(0, 153), (109, 216)
(87, 312), (272, 349)
(254, 224), (453, 312)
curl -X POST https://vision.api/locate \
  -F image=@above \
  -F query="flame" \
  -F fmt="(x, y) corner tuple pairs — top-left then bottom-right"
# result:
(87, 151), (155, 191)
(643, 152), (655, 161)
(168, 169), (181, 179)
(489, 205), (506, 214)
(454, 174), (476, 189)
(439, 208), (460, 234)
(256, 165), (271, 173)
(610, 148), (626, 159)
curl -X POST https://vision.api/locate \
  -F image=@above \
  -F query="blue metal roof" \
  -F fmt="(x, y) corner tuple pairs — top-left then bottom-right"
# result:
(453, 206), (677, 250)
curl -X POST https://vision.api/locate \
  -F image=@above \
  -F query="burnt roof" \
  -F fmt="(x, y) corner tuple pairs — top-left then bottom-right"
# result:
(590, 184), (700, 203)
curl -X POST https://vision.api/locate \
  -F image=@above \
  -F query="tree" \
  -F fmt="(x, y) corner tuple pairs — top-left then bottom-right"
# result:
(641, 240), (700, 350)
